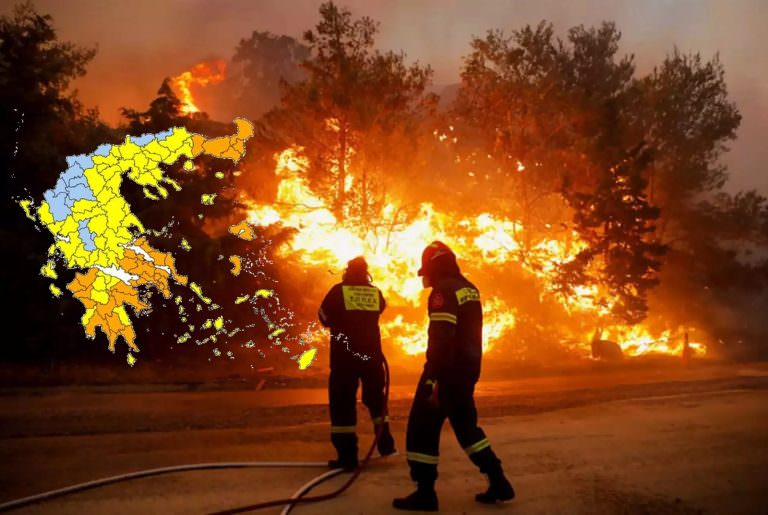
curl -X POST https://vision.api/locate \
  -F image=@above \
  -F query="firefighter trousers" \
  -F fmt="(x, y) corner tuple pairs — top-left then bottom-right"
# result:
(405, 375), (502, 482)
(329, 357), (393, 460)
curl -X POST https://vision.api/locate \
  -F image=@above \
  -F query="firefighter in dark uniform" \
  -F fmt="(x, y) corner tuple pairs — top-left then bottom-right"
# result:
(393, 241), (514, 511)
(319, 256), (396, 470)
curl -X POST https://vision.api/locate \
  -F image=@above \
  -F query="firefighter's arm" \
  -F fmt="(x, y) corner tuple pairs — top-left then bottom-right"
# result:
(318, 285), (341, 328)
(379, 288), (386, 314)
(423, 287), (458, 384)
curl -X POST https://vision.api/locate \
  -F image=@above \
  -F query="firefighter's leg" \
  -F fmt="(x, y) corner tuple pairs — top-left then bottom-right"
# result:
(328, 366), (359, 468)
(445, 385), (514, 503)
(360, 358), (396, 456)
(393, 378), (442, 511)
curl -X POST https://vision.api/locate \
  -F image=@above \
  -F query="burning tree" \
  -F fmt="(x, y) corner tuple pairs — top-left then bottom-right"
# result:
(557, 146), (667, 325)
(448, 19), (762, 352)
(454, 23), (636, 250)
(121, 79), (190, 133)
(629, 51), (760, 345)
(275, 1), (437, 229)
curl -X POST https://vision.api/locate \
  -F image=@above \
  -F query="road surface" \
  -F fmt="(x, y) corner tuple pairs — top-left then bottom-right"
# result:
(0, 362), (766, 514)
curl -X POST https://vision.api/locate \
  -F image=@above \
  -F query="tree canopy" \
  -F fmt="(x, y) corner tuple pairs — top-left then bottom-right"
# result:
(274, 2), (437, 228)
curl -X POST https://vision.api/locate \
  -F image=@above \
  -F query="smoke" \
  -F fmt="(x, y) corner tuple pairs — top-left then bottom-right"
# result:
(20, 0), (768, 199)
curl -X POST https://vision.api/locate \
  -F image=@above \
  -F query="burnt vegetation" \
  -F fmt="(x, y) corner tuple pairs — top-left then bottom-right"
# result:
(1, 1), (767, 376)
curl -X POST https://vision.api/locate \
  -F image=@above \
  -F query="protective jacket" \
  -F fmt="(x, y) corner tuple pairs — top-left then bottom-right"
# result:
(424, 274), (483, 386)
(319, 280), (386, 363)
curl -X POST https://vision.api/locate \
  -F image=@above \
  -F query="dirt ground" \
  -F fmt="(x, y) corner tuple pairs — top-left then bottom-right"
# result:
(0, 362), (767, 514)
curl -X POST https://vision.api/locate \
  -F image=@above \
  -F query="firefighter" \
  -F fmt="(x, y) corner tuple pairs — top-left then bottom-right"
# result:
(393, 241), (514, 511)
(318, 256), (396, 470)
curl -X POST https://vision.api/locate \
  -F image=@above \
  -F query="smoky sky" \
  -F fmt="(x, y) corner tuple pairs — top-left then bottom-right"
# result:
(5, 0), (767, 194)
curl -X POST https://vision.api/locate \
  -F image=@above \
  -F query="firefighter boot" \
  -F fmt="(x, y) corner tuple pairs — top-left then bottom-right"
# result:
(475, 468), (515, 504)
(392, 481), (438, 512)
(329, 433), (358, 471)
(375, 422), (397, 457)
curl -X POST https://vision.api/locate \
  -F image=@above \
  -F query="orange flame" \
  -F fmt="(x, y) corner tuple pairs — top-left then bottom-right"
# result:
(171, 60), (226, 114)
(602, 325), (705, 356)
(246, 146), (706, 361)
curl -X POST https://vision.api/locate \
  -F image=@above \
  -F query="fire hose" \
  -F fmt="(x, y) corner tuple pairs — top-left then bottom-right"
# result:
(0, 358), (390, 514)
(210, 357), (390, 515)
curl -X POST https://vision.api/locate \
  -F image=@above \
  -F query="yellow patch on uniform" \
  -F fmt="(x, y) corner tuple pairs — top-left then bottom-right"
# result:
(456, 287), (480, 305)
(342, 286), (380, 311)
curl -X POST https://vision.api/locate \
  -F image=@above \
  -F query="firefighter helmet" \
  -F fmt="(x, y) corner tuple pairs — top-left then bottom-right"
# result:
(417, 241), (456, 277)
(346, 256), (368, 273)
(343, 256), (371, 283)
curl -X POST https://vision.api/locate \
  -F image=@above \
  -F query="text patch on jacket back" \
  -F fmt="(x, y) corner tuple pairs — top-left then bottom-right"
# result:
(342, 286), (380, 311)
(455, 287), (480, 305)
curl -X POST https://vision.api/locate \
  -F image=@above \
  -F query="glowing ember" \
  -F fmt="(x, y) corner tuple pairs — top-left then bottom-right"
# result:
(171, 60), (226, 114)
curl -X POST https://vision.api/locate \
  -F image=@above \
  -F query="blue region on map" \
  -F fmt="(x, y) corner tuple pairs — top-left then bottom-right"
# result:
(131, 134), (155, 146)
(131, 129), (173, 147)
(42, 161), (97, 222)
(78, 220), (97, 251)
(93, 143), (113, 157)
(66, 154), (94, 170)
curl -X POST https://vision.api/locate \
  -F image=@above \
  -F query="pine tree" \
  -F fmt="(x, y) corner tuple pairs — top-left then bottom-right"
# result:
(557, 146), (667, 324)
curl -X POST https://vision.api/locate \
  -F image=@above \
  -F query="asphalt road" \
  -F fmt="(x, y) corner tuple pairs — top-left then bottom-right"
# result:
(1, 362), (766, 514)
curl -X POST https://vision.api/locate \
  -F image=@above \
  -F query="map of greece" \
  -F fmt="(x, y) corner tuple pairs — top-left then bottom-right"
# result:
(18, 119), (262, 365)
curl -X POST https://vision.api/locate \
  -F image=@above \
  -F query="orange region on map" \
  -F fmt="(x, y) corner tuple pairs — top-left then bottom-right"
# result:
(191, 119), (254, 162)
(128, 237), (189, 287)
(67, 269), (149, 352)
(228, 220), (256, 241)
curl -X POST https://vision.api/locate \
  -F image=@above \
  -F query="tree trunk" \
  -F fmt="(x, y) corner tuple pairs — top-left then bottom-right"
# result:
(336, 120), (347, 222)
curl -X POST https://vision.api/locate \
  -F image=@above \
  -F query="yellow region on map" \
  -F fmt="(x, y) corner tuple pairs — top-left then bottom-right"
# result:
(298, 348), (317, 370)
(255, 289), (274, 298)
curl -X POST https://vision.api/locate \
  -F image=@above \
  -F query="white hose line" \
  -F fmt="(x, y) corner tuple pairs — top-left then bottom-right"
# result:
(0, 461), (328, 513)
(279, 468), (346, 515)
(279, 452), (399, 514)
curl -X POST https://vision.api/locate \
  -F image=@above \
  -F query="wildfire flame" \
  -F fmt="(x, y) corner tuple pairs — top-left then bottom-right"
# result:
(246, 146), (706, 360)
(171, 60), (226, 114)
(602, 325), (705, 356)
